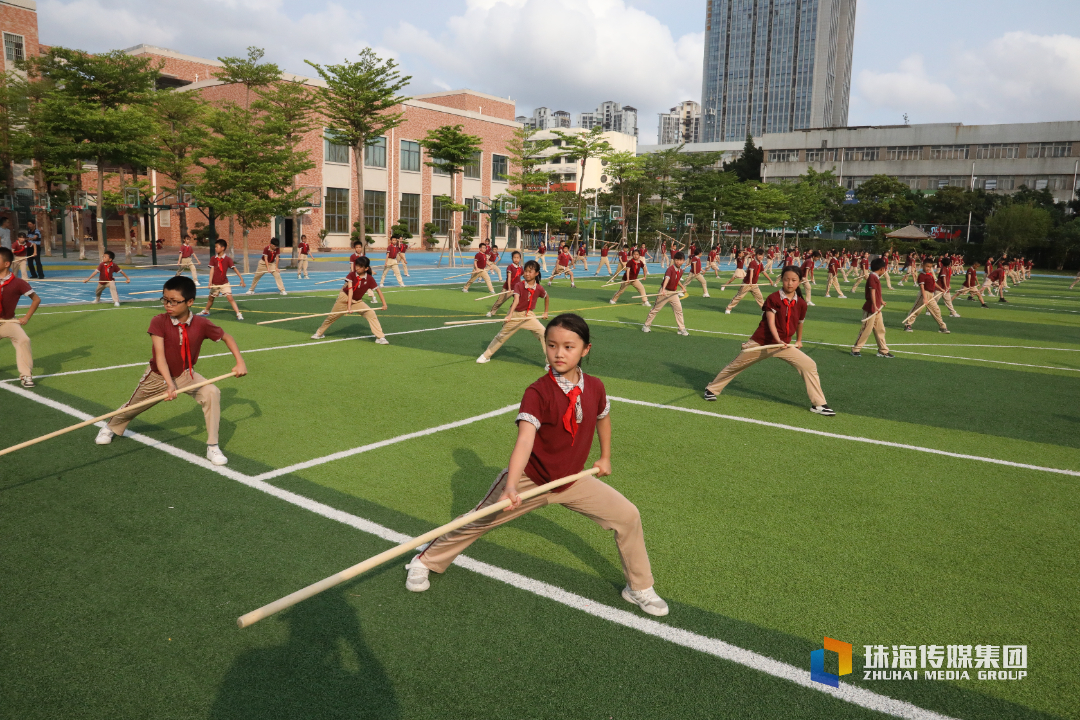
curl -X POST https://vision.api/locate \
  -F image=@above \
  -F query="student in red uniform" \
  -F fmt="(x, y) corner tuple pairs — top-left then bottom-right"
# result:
(609, 248), (651, 306)
(486, 243), (501, 283)
(706, 247), (721, 277)
(411, 314), (669, 616)
(82, 249), (131, 306)
(0, 247), (40, 387)
(176, 235), (200, 286)
(824, 252), (847, 298)
(937, 256), (960, 317)
(463, 242), (496, 293)
(247, 238), (287, 295)
(642, 251), (689, 336)
(704, 266), (835, 416)
(594, 242), (614, 276)
(575, 241), (589, 271)
(548, 244), (576, 287)
(725, 249), (773, 313)
(312, 256), (389, 343)
(96, 276), (247, 466)
(684, 251), (710, 297)
(380, 238), (406, 287)
(720, 249), (748, 290)
(487, 250), (525, 317)
(198, 239), (246, 320)
(982, 264), (1008, 302)
(797, 253), (818, 305)
(11, 232), (31, 280)
(851, 258), (893, 358)
(397, 237), (410, 277)
(534, 240), (548, 271)
(903, 260), (949, 333)
(477, 260), (548, 363)
(614, 244), (630, 277)
(350, 240), (365, 274)
(296, 234), (311, 279)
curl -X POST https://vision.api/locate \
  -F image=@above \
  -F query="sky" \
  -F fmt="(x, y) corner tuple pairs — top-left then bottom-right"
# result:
(36, 0), (1080, 143)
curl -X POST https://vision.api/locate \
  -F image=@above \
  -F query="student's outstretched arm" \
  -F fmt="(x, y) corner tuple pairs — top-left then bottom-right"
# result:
(375, 287), (387, 311)
(593, 415), (612, 477)
(221, 332), (248, 377)
(501, 421), (538, 509)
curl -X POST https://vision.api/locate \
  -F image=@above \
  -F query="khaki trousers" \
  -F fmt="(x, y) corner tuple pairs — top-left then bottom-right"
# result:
(798, 277), (812, 303)
(940, 289), (957, 314)
(706, 341), (827, 406)
(419, 470), (655, 591)
(853, 311), (889, 353)
(315, 291), (384, 338)
(594, 257), (612, 275)
(482, 312), (545, 359)
(611, 279), (648, 303)
(297, 254), (309, 278)
(905, 294), (946, 329)
(0, 320), (33, 376)
(12, 257), (29, 279)
(688, 272), (708, 294)
(534, 253), (548, 271)
(107, 367), (221, 444)
(644, 290), (685, 330)
(380, 258), (405, 287)
(726, 283), (764, 311)
(250, 260), (285, 292)
(464, 268), (495, 293)
(94, 281), (119, 303)
(825, 274), (844, 296)
(176, 257), (198, 283)
(488, 289), (514, 314)
(953, 286), (982, 301)
(576, 256), (588, 270)
(550, 264), (572, 281)
(706, 260), (720, 275)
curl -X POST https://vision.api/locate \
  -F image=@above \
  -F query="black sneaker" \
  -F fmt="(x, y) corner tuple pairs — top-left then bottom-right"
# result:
(850, 350), (862, 357)
(810, 404), (836, 416)
(981, 303), (989, 308)
(703, 390), (717, 401)
(939, 328), (951, 334)
(999, 298), (1007, 303)
(877, 351), (895, 359)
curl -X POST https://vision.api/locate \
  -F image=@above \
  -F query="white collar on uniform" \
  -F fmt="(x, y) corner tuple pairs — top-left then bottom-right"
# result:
(169, 312), (194, 327)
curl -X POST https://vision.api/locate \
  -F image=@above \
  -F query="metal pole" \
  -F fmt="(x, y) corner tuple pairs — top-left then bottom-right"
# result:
(634, 192), (640, 245)
(149, 207), (158, 266)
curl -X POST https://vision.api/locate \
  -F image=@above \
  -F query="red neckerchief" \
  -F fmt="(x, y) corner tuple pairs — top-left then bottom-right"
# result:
(781, 295), (797, 338)
(0, 272), (14, 317)
(177, 317), (195, 379)
(351, 274), (367, 297)
(549, 369), (582, 444)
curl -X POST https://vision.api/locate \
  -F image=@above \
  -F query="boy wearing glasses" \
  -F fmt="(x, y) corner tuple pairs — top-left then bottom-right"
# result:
(198, 239), (245, 320)
(95, 276), (247, 466)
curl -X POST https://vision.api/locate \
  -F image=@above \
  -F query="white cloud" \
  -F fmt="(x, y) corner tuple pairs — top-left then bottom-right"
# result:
(385, 0), (704, 142)
(852, 32), (1080, 126)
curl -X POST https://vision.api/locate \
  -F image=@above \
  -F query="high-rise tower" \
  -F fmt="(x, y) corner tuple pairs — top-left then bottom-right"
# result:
(700, 0), (856, 142)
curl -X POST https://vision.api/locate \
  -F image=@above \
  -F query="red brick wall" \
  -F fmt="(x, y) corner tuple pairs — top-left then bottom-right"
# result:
(131, 52), (222, 84)
(0, 4), (40, 71)
(418, 92), (516, 121)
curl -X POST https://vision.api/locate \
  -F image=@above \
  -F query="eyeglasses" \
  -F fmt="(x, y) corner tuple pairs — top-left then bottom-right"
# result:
(160, 297), (189, 307)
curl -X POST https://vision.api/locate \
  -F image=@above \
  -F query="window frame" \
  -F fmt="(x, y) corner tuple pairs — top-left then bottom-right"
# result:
(400, 140), (421, 173)
(364, 136), (387, 168)
(928, 145), (970, 160)
(364, 190), (386, 234)
(491, 154), (509, 182)
(463, 151), (482, 179)
(4, 32), (25, 64)
(431, 195), (453, 235)
(324, 131), (350, 165)
(399, 193), (420, 235)
(324, 187), (350, 234)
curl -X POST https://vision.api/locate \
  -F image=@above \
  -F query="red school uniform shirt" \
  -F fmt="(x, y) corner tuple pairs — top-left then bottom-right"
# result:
(343, 271), (378, 301)
(576, 244), (587, 256)
(350, 252), (363, 266)
(938, 266), (953, 289)
(209, 255), (235, 285)
(503, 263), (524, 290)
(557, 251), (572, 267)
(516, 368), (610, 491)
(799, 258), (814, 277)
(474, 251), (488, 270)
(988, 268), (1005, 283)
(828, 258), (839, 274)
(751, 291), (807, 346)
(708, 249), (718, 262)
(600, 246), (609, 257)
(262, 245), (280, 264)
(179, 244), (194, 258)
(11, 239), (27, 257)
(863, 273), (883, 313)
(0, 274), (33, 319)
(512, 279), (547, 312)
(964, 266), (979, 287)
(147, 312), (224, 379)
(386, 242), (400, 260)
(298, 241), (310, 255)
(735, 256), (745, 270)
(624, 258), (644, 281)
(537, 243), (547, 255)
(689, 256), (702, 274)
(917, 271), (938, 294)
(617, 249), (629, 263)
(744, 259), (763, 284)
(662, 265), (684, 291)
(97, 262), (120, 282)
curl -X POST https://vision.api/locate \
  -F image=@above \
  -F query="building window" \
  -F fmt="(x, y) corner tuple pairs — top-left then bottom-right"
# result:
(463, 198), (481, 228)
(1026, 142), (1072, 159)
(983, 178), (998, 191)
(495, 217), (507, 237)
(767, 149), (800, 162)
(843, 147), (879, 161)
(399, 193), (420, 234)
(464, 151), (482, 179)
(401, 140), (421, 172)
(887, 146), (922, 161)
(929, 145), (970, 160)
(4, 33), (24, 64)
(364, 190), (386, 234)
(431, 157), (450, 175)
(976, 144), (1019, 160)
(805, 148), (836, 162)
(999, 177), (1014, 191)
(324, 132), (350, 164)
(1035, 178), (1049, 190)
(548, 156), (562, 164)
(364, 137), (387, 168)
(432, 196), (452, 235)
(492, 154), (509, 181)
(324, 187), (349, 233)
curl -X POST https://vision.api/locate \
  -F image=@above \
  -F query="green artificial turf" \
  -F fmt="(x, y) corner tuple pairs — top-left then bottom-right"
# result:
(2, 276), (1079, 719)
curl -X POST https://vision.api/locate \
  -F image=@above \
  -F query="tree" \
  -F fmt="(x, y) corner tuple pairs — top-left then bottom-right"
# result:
(419, 124), (482, 245)
(306, 49), (411, 251)
(37, 48), (159, 258)
(0, 72), (20, 197)
(853, 175), (916, 224)
(641, 145), (683, 241)
(147, 90), (209, 247)
(258, 78), (316, 262)
(604, 150), (647, 240)
(723, 133), (763, 182)
(552, 126), (613, 240)
(985, 203), (1052, 256)
(1050, 218), (1080, 270)
(673, 153), (734, 243)
(782, 167), (846, 238)
(722, 182), (789, 246)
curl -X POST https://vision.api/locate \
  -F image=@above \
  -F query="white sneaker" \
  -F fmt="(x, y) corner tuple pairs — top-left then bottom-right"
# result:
(194, 282), (200, 287)
(621, 585), (669, 616)
(375, 337), (389, 345)
(724, 308), (731, 314)
(808, 301), (816, 306)
(462, 287), (469, 293)
(609, 299), (617, 304)
(702, 293), (710, 298)
(677, 329), (689, 336)
(197, 310), (210, 316)
(571, 283), (576, 288)
(642, 325), (651, 333)
(485, 311), (493, 317)
(206, 445), (228, 466)
(280, 291), (288, 296)
(245, 289), (253, 295)
(643, 302), (652, 307)
(95, 426), (114, 445)
(235, 313), (244, 320)
(311, 333), (325, 340)
(839, 295), (847, 299)
(405, 556), (430, 592)
(92, 298), (99, 304)
(476, 354), (490, 364)
(113, 301), (120, 307)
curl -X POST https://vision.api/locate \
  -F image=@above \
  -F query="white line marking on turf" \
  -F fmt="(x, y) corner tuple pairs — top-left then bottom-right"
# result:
(609, 397), (1080, 478)
(887, 350), (1080, 372)
(0, 382), (958, 720)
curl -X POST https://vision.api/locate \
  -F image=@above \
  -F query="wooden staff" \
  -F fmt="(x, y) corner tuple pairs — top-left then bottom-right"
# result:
(860, 307), (884, 324)
(901, 292), (943, 326)
(443, 318), (504, 325)
(444, 272), (474, 280)
(256, 310), (368, 326)
(473, 291), (510, 301)
(313, 277), (348, 285)
(0, 372), (238, 457)
(237, 467), (600, 628)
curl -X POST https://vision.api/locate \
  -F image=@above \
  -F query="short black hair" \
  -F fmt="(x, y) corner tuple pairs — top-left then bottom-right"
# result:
(0, 247), (12, 263)
(270, 238), (280, 246)
(164, 275), (197, 301)
(104, 250), (115, 260)
(523, 259), (541, 280)
(512, 250), (522, 259)
(215, 239), (228, 249)
(870, 258), (886, 272)
(673, 251), (685, 261)
(545, 313), (590, 345)
(355, 256), (372, 274)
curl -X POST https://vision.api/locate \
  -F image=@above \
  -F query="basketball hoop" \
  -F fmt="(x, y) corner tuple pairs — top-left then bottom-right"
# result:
(172, 202), (189, 209)
(30, 206), (48, 214)
(117, 204), (134, 215)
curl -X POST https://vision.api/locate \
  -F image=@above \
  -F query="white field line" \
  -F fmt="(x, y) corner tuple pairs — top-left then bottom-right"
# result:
(0, 323), (475, 383)
(0, 381), (957, 720)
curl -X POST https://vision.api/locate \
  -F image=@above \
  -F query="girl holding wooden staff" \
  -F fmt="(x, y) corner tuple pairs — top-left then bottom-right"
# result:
(486, 250), (525, 317)
(476, 260), (548, 364)
(411, 313), (669, 617)
(719, 248), (747, 290)
(95, 276), (247, 466)
(311, 256), (389, 343)
(704, 266), (835, 416)
(724, 248), (772, 313)
(609, 248), (650, 306)
(851, 258), (894, 358)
